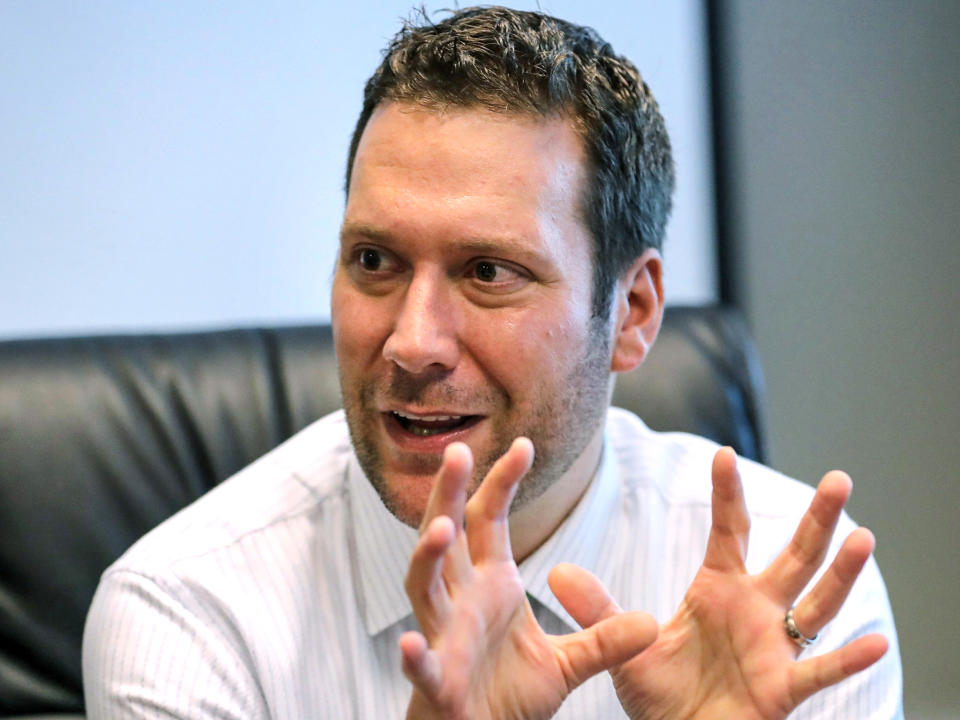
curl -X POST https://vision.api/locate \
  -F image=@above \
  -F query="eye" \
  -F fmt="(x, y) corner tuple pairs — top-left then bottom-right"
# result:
(359, 247), (384, 271)
(469, 259), (524, 282)
(349, 246), (401, 274)
(466, 259), (529, 293)
(473, 261), (500, 282)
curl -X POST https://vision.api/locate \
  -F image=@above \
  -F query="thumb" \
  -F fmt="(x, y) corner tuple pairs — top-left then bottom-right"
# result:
(548, 563), (658, 690)
(548, 562), (624, 627)
(399, 631), (443, 698)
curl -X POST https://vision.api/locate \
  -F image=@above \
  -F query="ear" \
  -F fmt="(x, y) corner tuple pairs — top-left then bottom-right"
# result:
(610, 249), (664, 373)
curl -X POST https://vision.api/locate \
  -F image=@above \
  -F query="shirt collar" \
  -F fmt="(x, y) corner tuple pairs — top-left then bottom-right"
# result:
(347, 452), (419, 636)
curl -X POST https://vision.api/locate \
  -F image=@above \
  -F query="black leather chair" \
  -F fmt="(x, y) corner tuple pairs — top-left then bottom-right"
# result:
(0, 305), (766, 719)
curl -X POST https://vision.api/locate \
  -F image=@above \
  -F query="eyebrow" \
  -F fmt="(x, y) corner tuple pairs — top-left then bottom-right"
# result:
(339, 222), (390, 243)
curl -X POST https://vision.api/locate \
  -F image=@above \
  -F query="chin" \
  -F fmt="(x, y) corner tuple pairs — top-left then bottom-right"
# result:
(374, 473), (435, 528)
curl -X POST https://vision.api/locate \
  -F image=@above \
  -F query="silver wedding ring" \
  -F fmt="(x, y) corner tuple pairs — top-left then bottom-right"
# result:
(784, 606), (819, 648)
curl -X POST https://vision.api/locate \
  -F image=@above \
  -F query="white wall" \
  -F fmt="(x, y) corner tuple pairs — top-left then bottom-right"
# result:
(0, 0), (716, 339)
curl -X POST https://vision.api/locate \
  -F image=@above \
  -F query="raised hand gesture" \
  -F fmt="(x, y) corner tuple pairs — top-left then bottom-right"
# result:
(400, 439), (658, 720)
(549, 447), (890, 720)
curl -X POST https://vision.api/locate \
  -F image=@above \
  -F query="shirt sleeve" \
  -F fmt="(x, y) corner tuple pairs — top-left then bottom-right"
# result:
(82, 568), (269, 720)
(790, 554), (904, 719)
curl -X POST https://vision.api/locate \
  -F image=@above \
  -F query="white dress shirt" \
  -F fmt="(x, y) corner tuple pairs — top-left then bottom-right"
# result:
(83, 408), (903, 718)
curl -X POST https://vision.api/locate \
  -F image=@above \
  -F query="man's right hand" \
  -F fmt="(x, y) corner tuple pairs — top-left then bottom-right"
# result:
(400, 439), (658, 720)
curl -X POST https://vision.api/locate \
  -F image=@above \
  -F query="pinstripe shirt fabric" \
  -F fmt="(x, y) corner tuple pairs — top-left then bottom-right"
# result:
(82, 408), (903, 718)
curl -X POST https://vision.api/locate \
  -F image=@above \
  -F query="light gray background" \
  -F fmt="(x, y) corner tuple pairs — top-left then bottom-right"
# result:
(0, 0), (716, 339)
(717, 2), (959, 717)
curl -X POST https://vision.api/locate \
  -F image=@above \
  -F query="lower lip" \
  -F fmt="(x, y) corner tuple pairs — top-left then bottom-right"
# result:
(381, 412), (484, 454)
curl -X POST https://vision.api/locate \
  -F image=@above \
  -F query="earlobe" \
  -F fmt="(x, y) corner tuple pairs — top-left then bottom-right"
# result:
(610, 249), (664, 373)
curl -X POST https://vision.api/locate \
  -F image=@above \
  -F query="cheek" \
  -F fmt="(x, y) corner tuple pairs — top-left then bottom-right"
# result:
(331, 280), (388, 368)
(538, 323), (591, 378)
(469, 305), (590, 393)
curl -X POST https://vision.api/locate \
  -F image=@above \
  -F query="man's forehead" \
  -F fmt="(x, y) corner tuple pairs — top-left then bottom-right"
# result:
(346, 102), (590, 236)
(354, 102), (585, 179)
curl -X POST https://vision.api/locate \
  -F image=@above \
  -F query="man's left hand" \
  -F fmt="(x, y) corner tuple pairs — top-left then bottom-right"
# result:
(548, 447), (889, 720)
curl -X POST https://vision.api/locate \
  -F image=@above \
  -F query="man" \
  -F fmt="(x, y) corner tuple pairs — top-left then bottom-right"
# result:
(83, 7), (903, 718)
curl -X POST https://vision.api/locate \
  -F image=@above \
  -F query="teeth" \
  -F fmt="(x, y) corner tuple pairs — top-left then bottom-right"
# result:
(393, 411), (464, 422)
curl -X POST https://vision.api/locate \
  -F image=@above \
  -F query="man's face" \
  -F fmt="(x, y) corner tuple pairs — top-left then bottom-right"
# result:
(331, 102), (612, 527)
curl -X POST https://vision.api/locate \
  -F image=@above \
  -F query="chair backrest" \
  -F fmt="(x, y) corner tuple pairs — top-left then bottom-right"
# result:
(0, 305), (765, 718)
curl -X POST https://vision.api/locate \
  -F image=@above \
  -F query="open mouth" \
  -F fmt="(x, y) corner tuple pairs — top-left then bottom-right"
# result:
(389, 410), (481, 437)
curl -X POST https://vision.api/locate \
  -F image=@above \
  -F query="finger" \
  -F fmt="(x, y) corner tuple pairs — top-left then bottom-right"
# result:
(789, 633), (889, 706)
(552, 611), (659, 691)
(419, 443), (474, 587)
(703, 447), (750, 572)
(404, 515), (457, 636)
(548, 563), (657, 689)
(400, 631), (444, 700)
(420, 442), (473, 533)
(464, 437), (534, 563)
(548, 562), (624, 627)
(790, 527), (875, 639)
(760, 471), (852, 605)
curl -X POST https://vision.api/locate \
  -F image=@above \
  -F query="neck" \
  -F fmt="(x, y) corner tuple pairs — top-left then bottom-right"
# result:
(507, 418), (607, 562)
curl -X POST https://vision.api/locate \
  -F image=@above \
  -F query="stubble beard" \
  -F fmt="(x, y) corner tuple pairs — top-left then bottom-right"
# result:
(340, 319), (612, 528)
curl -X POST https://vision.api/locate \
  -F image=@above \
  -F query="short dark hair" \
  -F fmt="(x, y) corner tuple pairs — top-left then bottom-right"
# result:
(345, 6), (675, 319)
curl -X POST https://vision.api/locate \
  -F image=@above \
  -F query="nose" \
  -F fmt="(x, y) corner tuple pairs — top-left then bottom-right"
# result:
(382, 269), (459, 373)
